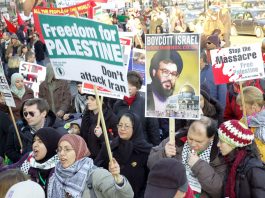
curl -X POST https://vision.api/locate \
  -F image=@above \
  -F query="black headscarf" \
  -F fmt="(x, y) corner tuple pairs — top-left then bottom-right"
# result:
(111, 111), (152, 163)
(33, 127), (62, 163)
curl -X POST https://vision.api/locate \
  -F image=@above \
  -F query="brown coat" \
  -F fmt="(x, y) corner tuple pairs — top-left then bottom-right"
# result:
(147, 133), (227, 198)
(38, 79), (71, 114)
(0, 86), (34, 121)
(5, 40), (22, 61)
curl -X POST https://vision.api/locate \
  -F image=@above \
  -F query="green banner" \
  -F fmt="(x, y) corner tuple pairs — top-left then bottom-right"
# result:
(39, 14), (123, 66)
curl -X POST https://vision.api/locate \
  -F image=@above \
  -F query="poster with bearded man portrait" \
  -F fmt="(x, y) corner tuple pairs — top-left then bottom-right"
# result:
(145, 33), (200, 119)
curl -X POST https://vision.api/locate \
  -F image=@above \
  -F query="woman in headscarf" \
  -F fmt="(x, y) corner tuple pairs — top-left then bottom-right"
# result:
(217, 120), (265, 198)
(0, 73), (33, 121)
(80, 94), (118, 159)
(47, 134), (134, 198)
(95, 112), (153, 198)
(0, 127), (62, 193)
(39, 64), (71, 118)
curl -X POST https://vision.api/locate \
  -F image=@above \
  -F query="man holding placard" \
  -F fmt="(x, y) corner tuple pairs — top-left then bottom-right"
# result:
(147, 116), (226, 197)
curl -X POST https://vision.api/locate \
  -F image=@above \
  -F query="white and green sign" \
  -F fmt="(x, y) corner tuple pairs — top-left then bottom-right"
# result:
(38, 14), (128, 95)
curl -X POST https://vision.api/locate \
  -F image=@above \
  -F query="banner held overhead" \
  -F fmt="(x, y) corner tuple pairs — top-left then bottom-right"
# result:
(37, 14), (128, 96)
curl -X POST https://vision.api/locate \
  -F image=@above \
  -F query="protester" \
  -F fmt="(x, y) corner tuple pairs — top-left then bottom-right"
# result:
(1, 32), (11, 75)
(39, 64), (72, 119)
(31, 32), (45, 66)
(25, 51), (36, 63)
(6, 55), (21, 82)
(0, 73), (34, 121)
(80, 94), (118, 159)
(236, 86), (265, 162)
(6, 33), (22, 61)
(0, 169), (29, 198)
(95, 112), (152, 198)
(155, 25), (163, 34)
(5, 180), (45, 198)
(16, 25), (27, 45)
(224, 80), (265, 121)
(74, 81), (87, 113)
(145, 158), (194, 198)
(148, 116), (226, 198)
(5, 98), (66, 162)
(18, 44), (29, 61)
(0, 127), (62, 193)
(113, 71), (161, 146)
(67, 119), (82, 135)
(217, 120), (265, 197)
(47, 134), (134, 198)
(203, 9), (224, 37)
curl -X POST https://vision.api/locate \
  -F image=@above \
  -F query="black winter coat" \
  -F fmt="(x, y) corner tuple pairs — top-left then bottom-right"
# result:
(113, 92), (161, 146)
(80, 107), (118, 159)
(235, 155), (265, 198)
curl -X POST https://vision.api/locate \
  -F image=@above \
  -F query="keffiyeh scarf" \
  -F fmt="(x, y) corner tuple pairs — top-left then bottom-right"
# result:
(48, 157), (95, 198)
(20, 152), (59, 174)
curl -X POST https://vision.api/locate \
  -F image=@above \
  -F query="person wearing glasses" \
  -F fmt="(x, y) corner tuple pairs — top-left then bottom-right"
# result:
(147, 50), (183, 114)
(0, 127), (62, 194)
(48, 134), (134, 198)
(95, 112), (152, 198)
(5, 98), (67, 163)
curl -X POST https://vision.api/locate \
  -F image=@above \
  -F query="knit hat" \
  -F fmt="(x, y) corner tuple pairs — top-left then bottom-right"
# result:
(58, 134), (90, 161)
(150, 50), (183, 79)
(34, 127), (63, 163)
(200, 83), (211, 101)
(218, 120), (254, 148)
(10, 33), (18, 40)
(5, 180), (45, 198)
(207, 35), (220, 48)
(145, 158), (188, 198)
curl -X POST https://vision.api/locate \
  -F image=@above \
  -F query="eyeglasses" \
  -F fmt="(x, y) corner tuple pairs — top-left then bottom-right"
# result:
(56, 148), (75, 154)
(23, 111), (35, 117)
(117, 124), (132, 130)
(159, 69), (179, 78)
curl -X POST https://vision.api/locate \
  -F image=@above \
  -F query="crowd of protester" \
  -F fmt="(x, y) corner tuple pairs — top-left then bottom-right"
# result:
(0, 1), (265, 198)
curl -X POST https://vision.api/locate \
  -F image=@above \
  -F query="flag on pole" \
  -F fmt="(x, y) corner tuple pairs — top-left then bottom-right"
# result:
(3, 16), (17, 33)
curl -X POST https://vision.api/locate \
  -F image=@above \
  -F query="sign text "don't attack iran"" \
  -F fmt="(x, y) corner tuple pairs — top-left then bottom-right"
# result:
(38, 14), (128, 95)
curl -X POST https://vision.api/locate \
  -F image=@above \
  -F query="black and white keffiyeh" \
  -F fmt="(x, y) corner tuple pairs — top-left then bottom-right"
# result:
(48, 157), (95, 198)
(20, 152), (59, 174)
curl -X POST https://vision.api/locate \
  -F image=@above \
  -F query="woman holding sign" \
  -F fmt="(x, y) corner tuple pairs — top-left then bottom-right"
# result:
(236, 86), (265, 162)
(95, 112), (152, 198)
(0, 73), (33, 121)
(80, 94), (118, 159)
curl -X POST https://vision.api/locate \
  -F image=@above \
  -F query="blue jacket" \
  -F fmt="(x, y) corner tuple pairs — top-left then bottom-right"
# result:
(200, 64), (227, 108)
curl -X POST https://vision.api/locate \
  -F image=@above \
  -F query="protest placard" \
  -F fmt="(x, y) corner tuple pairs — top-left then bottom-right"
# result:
(145, 33), (200, 119)
(19, 62), (46, 98)
(210, 43), (264, 84)
(0, 63), (15, 107)
(129, 48), (146, 92)
(36, 14), (128, 96)
(82, 82), (123, 99)
(82, 36), (131, 99)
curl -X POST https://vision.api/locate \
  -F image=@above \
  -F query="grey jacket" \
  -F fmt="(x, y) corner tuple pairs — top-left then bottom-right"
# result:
(82, 168), (134, 198)
(147, 135), (226, 198)
(248, 109), (265, 143)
